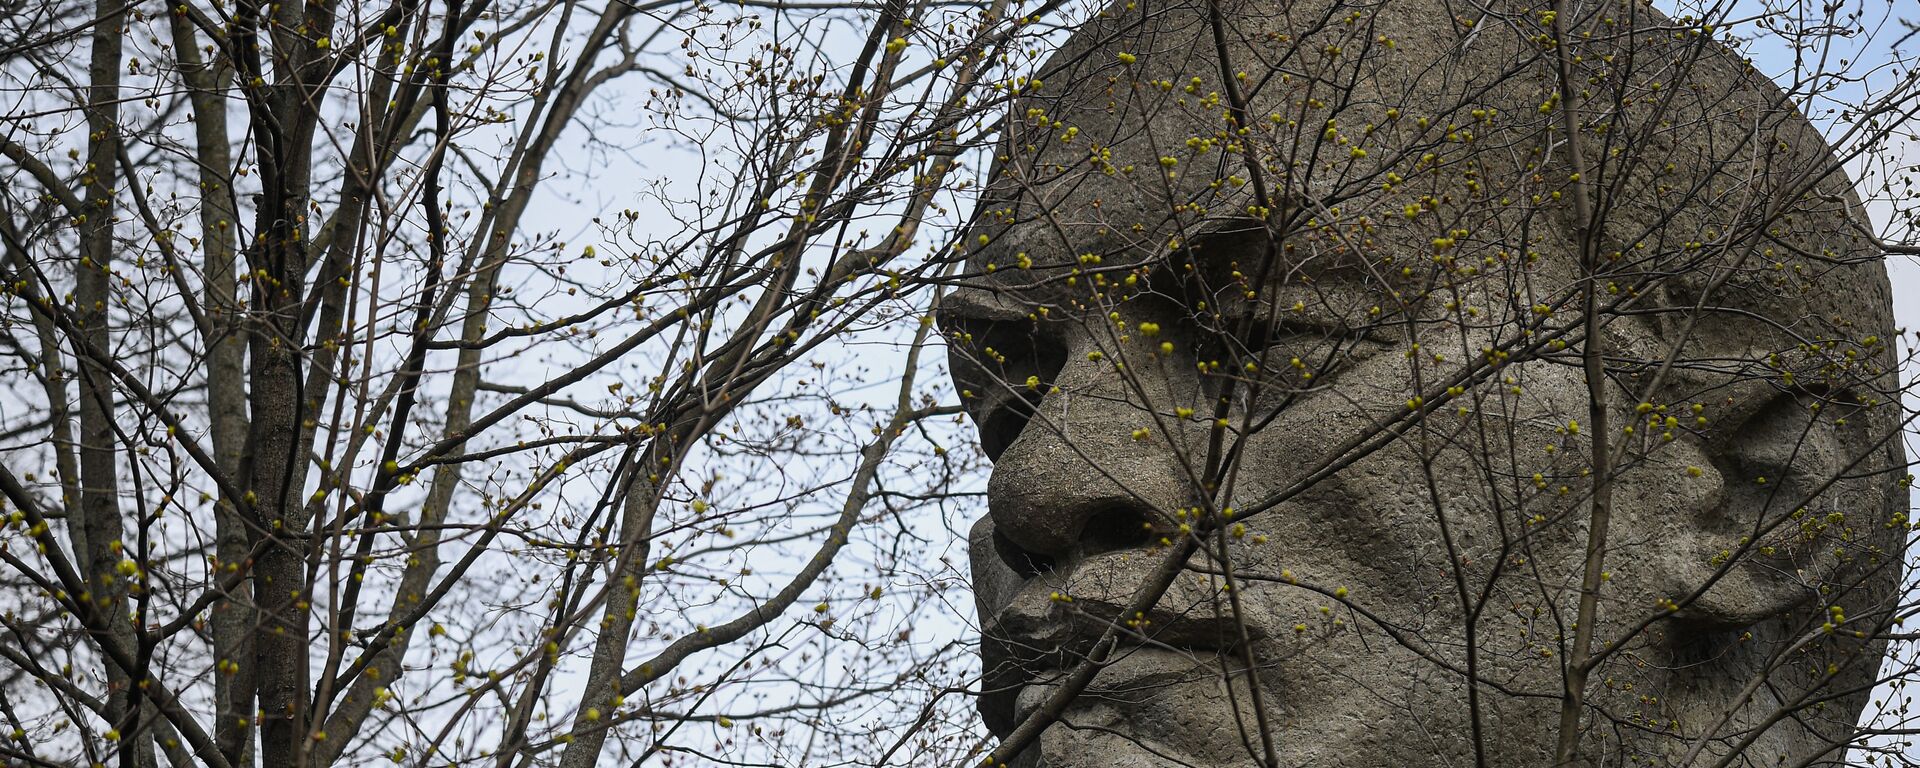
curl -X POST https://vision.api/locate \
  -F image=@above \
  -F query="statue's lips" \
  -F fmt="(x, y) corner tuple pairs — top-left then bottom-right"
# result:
(1009, 645), (1231, 726)
(978, 550), (1265, 737)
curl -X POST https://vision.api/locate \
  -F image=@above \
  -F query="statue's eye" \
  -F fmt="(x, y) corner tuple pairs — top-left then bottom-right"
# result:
(1694, 384), (1875, 574)
(1197, 317), (1368, 390)
(1718, 386), (1855, 489)
(1253, 326), (1349, 386)
(948, 320), (1065, 462)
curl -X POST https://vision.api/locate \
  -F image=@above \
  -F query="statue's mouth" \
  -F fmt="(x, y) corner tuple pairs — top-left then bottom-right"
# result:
(977, 550), (1260, 739)
(1006, 644), (1233, 727)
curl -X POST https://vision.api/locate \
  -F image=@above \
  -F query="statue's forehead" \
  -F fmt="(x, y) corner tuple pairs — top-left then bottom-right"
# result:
(942, 221), (1399, 333)
(950, 0), (1894, 357)
(952, 210), (1251, 304)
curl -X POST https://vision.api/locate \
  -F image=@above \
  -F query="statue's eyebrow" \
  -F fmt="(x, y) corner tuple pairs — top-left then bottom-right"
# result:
(1166, 230), (1384, 337)
(938, 288), (1032, 324)
(1169, 226), (1296, 294)
(1087, 220), (1264, 300)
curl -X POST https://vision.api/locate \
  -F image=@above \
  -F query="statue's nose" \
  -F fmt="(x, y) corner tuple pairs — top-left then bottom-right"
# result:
(983, 360), (1192, 571)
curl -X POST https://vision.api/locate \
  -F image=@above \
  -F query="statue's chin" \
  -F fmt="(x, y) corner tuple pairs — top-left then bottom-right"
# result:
(1026, 732), (1195, 768)
(1004, 649), (1264, 768)
(1018, 710), (1211, 768)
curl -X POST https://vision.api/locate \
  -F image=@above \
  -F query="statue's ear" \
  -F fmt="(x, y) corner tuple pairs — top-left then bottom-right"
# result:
(1667, 385), (1887, 627)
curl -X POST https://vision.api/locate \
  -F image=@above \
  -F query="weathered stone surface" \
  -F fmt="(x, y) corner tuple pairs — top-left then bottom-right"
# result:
(941, 0), (1906, 765)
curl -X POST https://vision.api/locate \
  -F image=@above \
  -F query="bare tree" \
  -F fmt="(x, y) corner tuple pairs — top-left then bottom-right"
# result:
(2, 0), (1916, 766)
(0, 0), (1048, 764)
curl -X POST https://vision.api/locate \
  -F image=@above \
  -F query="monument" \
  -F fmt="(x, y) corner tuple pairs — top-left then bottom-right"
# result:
(940, 0), (1907, 764)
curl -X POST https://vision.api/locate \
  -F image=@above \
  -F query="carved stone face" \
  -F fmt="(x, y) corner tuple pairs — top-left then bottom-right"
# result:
(940, 1), (1904, 765)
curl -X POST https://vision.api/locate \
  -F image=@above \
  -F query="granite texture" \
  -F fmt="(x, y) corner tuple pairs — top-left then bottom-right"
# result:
(940, 0), (1907, 765)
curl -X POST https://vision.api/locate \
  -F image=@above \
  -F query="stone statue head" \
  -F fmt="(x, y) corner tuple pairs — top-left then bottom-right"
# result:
(939, 0), (1907, 764)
